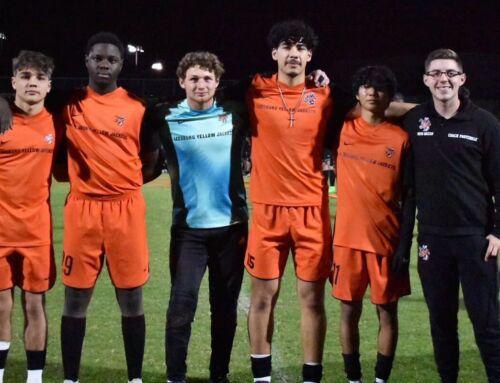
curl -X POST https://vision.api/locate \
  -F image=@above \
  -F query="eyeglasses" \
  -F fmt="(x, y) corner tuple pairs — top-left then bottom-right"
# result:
(88, 55), (122, 64)
(424, 70), (463, 78)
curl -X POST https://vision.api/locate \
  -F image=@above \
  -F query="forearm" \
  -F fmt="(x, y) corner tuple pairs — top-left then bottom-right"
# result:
(386, 101), (417, 120)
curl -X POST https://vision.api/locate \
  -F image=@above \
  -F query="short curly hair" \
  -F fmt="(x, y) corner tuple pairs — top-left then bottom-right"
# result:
(12, 50), (55, 78)
(267, 20), (319, 51)
(352, 65), (397, 100)
(85, 31), (125, 58)
(176, 51), (225, 80)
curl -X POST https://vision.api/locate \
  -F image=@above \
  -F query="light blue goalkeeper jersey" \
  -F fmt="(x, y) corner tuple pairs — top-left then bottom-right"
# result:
(145, 98), (248, 228)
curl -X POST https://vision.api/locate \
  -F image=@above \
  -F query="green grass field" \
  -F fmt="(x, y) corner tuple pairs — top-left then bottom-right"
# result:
(4, 175), (487, 382)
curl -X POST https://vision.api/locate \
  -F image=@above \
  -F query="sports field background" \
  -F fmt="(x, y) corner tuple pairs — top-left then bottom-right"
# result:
(5, 175), (487, 382)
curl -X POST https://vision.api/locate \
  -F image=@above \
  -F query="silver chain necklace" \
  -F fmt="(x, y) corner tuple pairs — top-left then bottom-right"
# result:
(277, 82), (305, 128)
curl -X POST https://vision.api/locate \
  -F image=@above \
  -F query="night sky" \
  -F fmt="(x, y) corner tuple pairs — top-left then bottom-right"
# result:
(1, 0), (499, 98)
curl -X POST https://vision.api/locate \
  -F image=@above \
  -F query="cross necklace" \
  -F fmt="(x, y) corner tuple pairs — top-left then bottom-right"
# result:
(277, 82), (305, 128)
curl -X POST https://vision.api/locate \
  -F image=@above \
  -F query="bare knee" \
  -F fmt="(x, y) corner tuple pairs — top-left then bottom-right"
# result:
(23, 292), (45, 322)
(298, 280), (326, 314)
(250, 278), (280, 313)
(377, 302), (398, 329)
(341, 300), (363, 324)
(0, 290), (13, 317)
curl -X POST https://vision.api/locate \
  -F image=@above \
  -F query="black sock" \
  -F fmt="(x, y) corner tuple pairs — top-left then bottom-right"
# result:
(250, 355), (272, 379)
(26, 350), (46, 370)
(0, 348), (9, 369)
(375, 352), (394, 381)
(342, 352), (362, 381)
(122, 315), (145, 380)
(61, 316), (86, 381)
(303, 363), (323, 382)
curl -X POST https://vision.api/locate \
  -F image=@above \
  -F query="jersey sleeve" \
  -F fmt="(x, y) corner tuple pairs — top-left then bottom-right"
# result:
(398, 141), (416, 251)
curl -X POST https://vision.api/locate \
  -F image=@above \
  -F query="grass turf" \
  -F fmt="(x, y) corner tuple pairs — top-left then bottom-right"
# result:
(4, 175), (487, 382)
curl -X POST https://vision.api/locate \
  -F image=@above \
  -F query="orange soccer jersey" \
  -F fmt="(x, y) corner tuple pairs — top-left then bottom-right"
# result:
(334, 117), (409, 256)
(0, 106), (61, 246)
(63, 87), (145, 197)
(247, 74), (333, 206)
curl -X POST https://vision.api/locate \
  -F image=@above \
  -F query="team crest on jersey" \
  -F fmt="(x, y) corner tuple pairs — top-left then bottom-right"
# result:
(385, 146), (395, 158)
(418, 244), (430, 261)
(44, 134), (54, 144)
(303, 92), (316, 106)
(114, 115), (125, 127)
(218, 114), (228, 124)
(418, 117), (432, 132)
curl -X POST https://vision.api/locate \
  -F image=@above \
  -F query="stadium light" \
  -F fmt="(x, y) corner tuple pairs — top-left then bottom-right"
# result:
(151, 62), (163, 71)
(0, 33), (6, 50)
(127, 44), (144, 68)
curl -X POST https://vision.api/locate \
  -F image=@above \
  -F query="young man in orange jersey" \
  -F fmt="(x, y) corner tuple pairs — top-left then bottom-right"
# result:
(58, 32), (158, 383)
(332, 66), (412, 383)
(0, 51), (60, 383)
(245, 20), (352, 383)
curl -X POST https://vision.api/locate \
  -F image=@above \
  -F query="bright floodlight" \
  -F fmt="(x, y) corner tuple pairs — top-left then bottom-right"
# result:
(127, 44), (145, 67)
(127, 44), (144, 53)
(151, 62), (163, 71)
(0, 33), (6, 40)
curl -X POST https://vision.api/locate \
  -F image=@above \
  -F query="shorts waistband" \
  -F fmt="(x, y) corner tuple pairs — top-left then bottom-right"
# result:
(69, 189), (142, 201)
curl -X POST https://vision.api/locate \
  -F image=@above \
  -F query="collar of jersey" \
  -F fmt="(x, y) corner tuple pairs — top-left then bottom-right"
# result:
(426, 96), (473, 121)
(166, 99), (223, 121)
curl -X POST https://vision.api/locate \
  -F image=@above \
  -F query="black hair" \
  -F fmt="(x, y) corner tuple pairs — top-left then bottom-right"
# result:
(12, 50), (55, 78)
(85, 31), (125, 58)
(267, 20), (319, 51)
(352, 65), (397, 99)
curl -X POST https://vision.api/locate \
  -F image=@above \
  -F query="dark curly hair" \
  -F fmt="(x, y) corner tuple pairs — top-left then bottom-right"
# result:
(176, 51), (225, 80)
(85, 31), (125, 58)
(267, 20), (318, 51)
(12, 50), (55, 78)
(352, 65), (397, 99)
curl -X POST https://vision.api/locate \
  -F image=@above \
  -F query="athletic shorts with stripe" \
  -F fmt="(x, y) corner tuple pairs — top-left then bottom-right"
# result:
(331, 246), (410, 304)
(245, 202), (332, 281)
(62, 191), (149, 289)
(0, 245), (55, 292)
